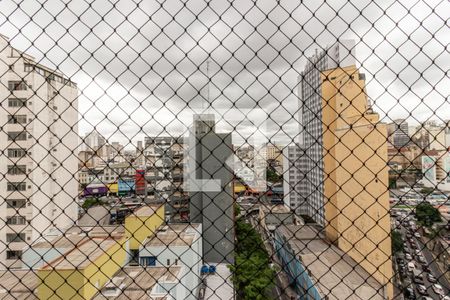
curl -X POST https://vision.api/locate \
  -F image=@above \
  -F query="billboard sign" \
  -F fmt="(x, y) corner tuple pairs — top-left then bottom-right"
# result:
(422, 156), (436, 182)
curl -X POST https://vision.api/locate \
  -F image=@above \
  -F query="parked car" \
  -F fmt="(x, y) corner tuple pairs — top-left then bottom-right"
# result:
(404, 247), (411, 254)
(405, 253), (413, 260)
(432, 284), (444, 295)
(418, 256), (426, 264)
(427, 273), (437, 283)
(415, 249), (421, 255)
(408, 262), (416, 272)
(416, 284), (428, 295)
(440, 296), (450, 300)
(422, 265), (431, 273)
(414, 232), (421, 238)
(413, 275), (424, 284)
(404, 286), (416, 300)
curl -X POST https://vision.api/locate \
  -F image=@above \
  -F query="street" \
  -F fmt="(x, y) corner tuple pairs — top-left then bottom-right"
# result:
(396, 219), (449, 299)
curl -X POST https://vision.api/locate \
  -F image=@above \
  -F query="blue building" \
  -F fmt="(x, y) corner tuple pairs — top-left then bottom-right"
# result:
(118, 178), (135, 196)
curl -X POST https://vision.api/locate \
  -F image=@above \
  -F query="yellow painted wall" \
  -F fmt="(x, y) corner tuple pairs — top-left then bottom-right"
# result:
(234, 182), (246, 193)
(37, 269), (86, 300)
(81, 239), (127, 300)
(321, 66), (393, 299)
(125, 205), (165, 250)
(108, 183), (118, 193)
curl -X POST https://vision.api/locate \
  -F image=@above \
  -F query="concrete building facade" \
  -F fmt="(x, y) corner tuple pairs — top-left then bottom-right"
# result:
(282, 144), (308, 214)
(388, 119), (410, 148)
(187, 114), (235, 264)
(139, 223), (203, 300)
(0, 35), (79, 268)
(299, 40), (356, 225)
(321, 65), (393, 298)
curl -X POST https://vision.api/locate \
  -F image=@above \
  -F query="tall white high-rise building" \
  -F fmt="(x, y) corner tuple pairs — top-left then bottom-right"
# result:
(0, 35), (79, 268)
(299, 40), (356, 225)
(390, 119), (410, 148)
(82, 129), (106, 152)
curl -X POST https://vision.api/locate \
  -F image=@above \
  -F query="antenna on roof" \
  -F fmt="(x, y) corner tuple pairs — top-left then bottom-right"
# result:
(205, 59), (211, 110)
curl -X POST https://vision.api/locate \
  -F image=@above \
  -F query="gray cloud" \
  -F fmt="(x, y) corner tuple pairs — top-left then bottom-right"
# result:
(0, 0), (448, 147)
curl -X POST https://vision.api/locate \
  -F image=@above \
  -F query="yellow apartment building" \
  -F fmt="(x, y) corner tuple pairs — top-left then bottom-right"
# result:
(321, 65), (393, 299)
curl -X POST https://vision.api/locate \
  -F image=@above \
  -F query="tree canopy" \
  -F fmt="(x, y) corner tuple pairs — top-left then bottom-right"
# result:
(415, 202), (442, 227)
(229, 219), (275, 300)
(391, 230), (404, 254)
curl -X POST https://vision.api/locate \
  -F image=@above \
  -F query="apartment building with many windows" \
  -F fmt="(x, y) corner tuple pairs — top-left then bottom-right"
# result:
(299, 40), (356, 225)
(0, 35), (79, 268)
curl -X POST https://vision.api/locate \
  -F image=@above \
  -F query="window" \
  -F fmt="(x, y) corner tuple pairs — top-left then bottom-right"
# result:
(8, 81), (27, 91)
(8, 98), (27, 107)
(140, 256), (156, 267)
(7, 165), (27, 175)
(6, 250), (22, 260)
(24, 63), (34, 72)
(6, 216), (26, 226)
(7, 115), (27, 124)
(7, 132), (27, 141)
(7, 148), (26, 158)
(6, 199), (26, 208)
(7, 182), (26, 191)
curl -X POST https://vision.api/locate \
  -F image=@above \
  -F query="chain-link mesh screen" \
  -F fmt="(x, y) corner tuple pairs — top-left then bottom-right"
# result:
(0, 0), (449, 299)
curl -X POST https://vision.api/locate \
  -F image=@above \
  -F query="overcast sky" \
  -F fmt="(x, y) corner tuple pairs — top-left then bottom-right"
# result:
(0, 0), (448, 147)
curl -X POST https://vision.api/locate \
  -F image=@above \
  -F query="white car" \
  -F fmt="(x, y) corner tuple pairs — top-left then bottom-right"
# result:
(433, 284), (444, 295)
(440, 296), (450, 300)
(405, 253), (412, 260)
(414, 232), (421, 238)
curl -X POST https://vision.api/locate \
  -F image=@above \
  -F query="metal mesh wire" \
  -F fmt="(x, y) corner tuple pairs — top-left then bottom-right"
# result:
(0, 0), (449, 299)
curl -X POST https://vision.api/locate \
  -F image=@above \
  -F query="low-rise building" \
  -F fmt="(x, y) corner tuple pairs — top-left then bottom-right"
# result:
(139, 223), (202, 300)
(16, 204), (164, 300)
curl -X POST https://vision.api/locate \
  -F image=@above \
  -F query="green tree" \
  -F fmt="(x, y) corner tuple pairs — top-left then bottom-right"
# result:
(266, 168), (281, 183)
(391, 230), (404, 254)
(415, 202), (442, 228)
(82, 197), (105, 210)
(229, 219), (275, 300)
(420, 187), (434, 195)
(234, 203), (241, 217)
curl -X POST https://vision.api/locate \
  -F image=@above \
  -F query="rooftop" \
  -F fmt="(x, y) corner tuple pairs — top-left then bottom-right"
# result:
(278, 225), (385, 300)
(0, 270), (39, 300)
(78, 206), (111, 227)
(32, 225), (125, 249)
(144, 223), (201, 247)
(93, 266), (181, 300)
(41, 237), (121, 270)
(203, 263), (234, 300)
(130, 204), (163, 217)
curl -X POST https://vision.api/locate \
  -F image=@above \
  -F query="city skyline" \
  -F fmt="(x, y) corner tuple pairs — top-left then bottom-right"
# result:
(0, 0), (449, 299)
